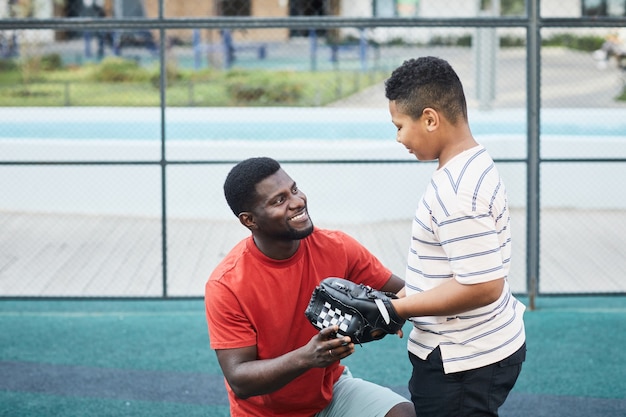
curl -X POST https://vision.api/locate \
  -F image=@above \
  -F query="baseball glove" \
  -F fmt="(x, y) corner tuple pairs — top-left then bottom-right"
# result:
(304, 277), (405, 344)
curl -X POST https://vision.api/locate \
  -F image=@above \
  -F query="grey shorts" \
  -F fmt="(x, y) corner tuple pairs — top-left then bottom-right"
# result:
(315, 367), (411, 417)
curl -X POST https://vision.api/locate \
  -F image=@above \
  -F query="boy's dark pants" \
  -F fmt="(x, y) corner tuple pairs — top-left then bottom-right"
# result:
(408, 343), (526, 417)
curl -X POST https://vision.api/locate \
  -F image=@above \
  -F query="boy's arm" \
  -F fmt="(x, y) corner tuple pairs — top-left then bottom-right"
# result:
(390, 277), (504, 319)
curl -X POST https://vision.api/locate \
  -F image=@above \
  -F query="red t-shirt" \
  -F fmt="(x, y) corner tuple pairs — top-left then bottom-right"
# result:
(205, 228), (392, 417)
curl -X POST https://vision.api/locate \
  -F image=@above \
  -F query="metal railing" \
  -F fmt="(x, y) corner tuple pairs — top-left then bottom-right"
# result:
(1, 1), (625, 307)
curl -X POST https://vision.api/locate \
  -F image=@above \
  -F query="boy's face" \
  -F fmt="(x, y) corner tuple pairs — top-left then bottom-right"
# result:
(389, 100), (438, 162)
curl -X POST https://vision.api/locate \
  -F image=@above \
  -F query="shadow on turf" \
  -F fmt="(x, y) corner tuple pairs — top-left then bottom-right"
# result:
(2, 361), (625, 417)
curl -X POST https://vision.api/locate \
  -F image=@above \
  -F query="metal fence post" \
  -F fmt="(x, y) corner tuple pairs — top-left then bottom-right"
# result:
(158, 0), (168, 298)
(526, 0), (541, 310)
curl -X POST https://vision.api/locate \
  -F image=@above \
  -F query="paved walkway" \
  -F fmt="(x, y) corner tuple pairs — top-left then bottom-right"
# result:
(329, 47), (626, 109)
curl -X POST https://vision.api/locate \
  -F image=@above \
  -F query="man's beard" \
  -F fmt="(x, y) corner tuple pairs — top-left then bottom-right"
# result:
(280, 221), (314, 241)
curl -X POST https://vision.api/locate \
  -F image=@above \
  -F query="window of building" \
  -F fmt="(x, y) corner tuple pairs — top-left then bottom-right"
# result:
(583, 0), (626, 16)
(220, 0), (251, 16)
(373, 0), (420, 17)
(607, 0), (626, 16)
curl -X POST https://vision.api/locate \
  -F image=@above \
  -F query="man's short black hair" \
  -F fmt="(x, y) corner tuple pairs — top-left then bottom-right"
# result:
(384, 56), (468, 124)
(224, 157), (281, 217)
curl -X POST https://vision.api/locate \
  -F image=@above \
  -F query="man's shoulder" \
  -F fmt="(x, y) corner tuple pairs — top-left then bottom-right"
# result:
(207, 237), (250, 283)
(308, 227), (352, 243)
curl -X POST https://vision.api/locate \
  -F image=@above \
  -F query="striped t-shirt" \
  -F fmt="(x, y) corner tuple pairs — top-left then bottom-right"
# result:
(405, 145), (526, 374)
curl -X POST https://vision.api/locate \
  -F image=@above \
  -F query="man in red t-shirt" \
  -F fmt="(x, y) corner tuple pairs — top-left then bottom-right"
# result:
(205, 157), (415, 417)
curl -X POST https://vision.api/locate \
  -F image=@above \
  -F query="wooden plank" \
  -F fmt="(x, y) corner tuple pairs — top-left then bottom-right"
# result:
(167, 220), (213, 296)
(1, 213), (98, 295)
(84, 217), (161, 296)
(1, 209), (625, 297)
(115, 219), (162, 297)
(540, 209), (626, 293)
(45, 216), (135, 295)
(167, 219), (248, 296)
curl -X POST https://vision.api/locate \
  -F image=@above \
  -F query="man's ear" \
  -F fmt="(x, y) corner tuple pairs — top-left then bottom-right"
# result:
(422, 108), (439, 132)
(239, 211), (256, 230)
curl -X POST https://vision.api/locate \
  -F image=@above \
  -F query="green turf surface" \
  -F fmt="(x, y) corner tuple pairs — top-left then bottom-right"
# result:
(0, 391), (229, 417)
(1, 296), (624, 416)
(0, 300), (218, 373)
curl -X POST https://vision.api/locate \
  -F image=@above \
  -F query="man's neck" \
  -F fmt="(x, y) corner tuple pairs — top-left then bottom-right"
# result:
(253, 236), (301, 260)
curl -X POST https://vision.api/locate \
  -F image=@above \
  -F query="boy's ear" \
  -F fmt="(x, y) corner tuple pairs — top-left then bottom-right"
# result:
(422, 107), (439, 131)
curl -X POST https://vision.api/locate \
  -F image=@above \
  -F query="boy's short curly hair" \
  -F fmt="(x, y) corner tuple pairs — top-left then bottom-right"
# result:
(384, 56), (468, 125)
(224, 157), (281, 217)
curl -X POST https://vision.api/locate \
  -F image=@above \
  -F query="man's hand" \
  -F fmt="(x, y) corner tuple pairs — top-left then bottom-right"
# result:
(215, 325), (354, 399)
(304, 325), (355, 368)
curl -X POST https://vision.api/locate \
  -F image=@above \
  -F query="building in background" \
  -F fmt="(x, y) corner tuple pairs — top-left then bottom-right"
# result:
(2, 0), (625, 47)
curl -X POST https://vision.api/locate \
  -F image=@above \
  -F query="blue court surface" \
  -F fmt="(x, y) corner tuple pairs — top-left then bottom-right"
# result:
(1, 296), (624, 417)
(2, 108), (626, 141)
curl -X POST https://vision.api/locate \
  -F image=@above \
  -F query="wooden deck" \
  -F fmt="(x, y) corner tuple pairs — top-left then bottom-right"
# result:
(1, 208), (625, 297)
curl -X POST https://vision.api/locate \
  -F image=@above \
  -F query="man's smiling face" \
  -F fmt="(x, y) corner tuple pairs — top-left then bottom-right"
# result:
(250, 168), (314, 241)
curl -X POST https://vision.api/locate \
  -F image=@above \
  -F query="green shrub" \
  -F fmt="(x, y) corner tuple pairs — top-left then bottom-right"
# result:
(187, 68), (219, 82)
(0, 58), (18, 72)
(40, 53), (64, 71)
(429, 35), (472, 47)
(226, 72), (303, 105)
(90, 57), (150, 82)
(617, 83), (626, 101)
(224, 68), (251, 80)
(500, 35), (525, 47)
(542, 34), (605, 52)
(149, 62), (181, 88)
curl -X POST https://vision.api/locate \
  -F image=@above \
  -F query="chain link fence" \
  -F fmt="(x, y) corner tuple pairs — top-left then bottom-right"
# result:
(1, 1), (625, 304)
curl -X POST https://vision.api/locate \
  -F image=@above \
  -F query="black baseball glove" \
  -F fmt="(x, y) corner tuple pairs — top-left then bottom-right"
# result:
(304, 277), (405, 344)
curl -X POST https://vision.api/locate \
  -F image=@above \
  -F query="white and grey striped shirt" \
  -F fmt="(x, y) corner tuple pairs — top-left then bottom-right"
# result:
(405, 145), (526, 373)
